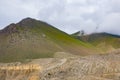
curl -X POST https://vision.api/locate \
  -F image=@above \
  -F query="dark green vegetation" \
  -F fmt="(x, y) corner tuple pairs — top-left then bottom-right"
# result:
(72, 32), (120, 52)
(0, 18), (96, 62)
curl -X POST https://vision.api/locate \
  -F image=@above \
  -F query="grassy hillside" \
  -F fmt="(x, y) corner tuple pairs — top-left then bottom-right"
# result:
(72, 32), (120, 52)
(0, 18), (96, 62)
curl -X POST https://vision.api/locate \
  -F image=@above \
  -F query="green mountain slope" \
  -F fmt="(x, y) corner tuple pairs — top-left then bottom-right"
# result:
(0, 18), (96, 62)
(72, 32), (120, 52)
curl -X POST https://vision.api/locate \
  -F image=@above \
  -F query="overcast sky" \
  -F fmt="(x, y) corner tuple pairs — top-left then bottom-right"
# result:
(0, 0), (120, 35)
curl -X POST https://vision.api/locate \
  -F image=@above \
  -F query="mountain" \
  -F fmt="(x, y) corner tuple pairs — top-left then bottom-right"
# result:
(72, 32), (120, 52)
(0, 18), (96, 62)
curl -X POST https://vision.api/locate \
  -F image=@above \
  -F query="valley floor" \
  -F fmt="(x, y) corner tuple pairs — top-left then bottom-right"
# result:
(0, 49), (120, 80)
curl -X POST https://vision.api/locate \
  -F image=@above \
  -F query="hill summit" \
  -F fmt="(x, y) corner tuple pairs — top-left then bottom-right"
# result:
(0, 18), (95, 62)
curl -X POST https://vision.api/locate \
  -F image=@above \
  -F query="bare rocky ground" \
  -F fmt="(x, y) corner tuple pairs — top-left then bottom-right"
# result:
(0, 49), (120, 80)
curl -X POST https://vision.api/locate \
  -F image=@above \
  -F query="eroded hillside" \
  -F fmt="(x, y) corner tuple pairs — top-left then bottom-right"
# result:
(0, 50), (120, 80)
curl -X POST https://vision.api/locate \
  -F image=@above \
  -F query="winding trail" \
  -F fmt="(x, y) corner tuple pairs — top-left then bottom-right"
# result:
(46, 58), (67, 71)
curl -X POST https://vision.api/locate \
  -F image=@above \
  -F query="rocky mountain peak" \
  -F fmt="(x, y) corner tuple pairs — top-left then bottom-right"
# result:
(19, 17), (36, 23)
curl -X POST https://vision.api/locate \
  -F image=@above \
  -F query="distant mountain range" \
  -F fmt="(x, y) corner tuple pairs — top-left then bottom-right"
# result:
(72, 31), (120, 52)
(0, 18), (97, 62)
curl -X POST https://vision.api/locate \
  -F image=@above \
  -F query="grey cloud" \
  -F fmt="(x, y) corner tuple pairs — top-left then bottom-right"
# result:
(0, 0), (39, 29)
(0, 0), (120, 35)
(99, 12), (120, 35)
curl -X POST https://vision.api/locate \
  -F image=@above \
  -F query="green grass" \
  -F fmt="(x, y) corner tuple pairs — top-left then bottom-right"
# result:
(72, 32), (120, 52)
(0, 18), (97, 62)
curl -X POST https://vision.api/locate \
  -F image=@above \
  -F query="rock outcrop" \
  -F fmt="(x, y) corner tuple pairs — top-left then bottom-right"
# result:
(0, 64), (41, 80)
